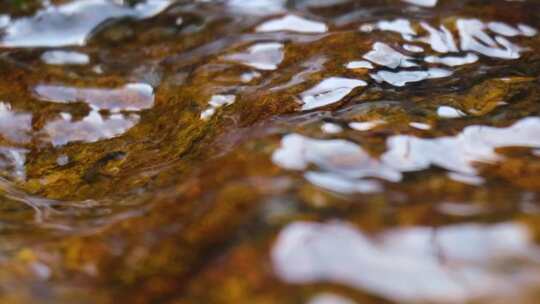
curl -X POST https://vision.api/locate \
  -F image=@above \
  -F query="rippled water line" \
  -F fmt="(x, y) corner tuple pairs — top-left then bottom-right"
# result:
(0, 175), (151, 234)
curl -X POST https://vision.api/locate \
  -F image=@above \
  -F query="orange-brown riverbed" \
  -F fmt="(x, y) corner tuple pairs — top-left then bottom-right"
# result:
(1, 0), (540, 303)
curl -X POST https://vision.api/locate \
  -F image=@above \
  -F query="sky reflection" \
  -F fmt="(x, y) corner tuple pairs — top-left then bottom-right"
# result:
(272, 220), (540, 303)
(273, 117), (540, 192)
(0, 0), (171, 47)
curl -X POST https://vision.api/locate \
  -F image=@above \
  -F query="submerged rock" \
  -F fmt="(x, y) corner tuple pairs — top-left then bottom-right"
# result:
(0, 0), (539, 303)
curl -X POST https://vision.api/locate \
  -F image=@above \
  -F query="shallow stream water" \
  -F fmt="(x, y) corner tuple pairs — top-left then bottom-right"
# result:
(1, 0), (540, 303)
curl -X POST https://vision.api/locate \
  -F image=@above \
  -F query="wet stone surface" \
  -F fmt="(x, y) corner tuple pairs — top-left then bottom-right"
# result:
(0, 0), (540, 303)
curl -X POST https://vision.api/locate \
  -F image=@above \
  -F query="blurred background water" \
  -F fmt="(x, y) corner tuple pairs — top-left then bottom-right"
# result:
(0, 0), (539, 303)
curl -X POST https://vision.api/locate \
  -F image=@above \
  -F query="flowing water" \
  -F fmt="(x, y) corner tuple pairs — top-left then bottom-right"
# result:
(0, 0), (540, 303)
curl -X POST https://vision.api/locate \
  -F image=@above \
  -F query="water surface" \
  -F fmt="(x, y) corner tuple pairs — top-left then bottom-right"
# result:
(0, 0), (540, 303)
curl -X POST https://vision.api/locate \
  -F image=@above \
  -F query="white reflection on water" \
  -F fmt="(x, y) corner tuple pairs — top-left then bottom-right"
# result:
(370, 68), (451, 87)
(0, 97), (140, 169)
(257, 15), (328, 34)
(305, 171), (382, 194)
(345, 60), (373, 69)
(382, 117), (540, 175)
(403, 43), (424, 53)
(35, 83), (154, 112)
(413, 22), (459, 53)
(409, 121), (431, 130)
(273, 117), (540, 193)
(437, 106), (465, 119)
(226, 0), (286, 15)
(0, 103), (30, 179)
(373, 18), (416, 35)
(308, 293), (357, 304)
(402, 0), (438, 7)
(41, 50), (90, 66)
(0, 0), (171, 47)
(33, 82), (154, 146)
(355, 18), (537, 87)
(425, 53), (479, 66)
(44, 111), (139, 147)
(272, 134), (401, 181)
(0, 102), (32, 144)
(300, 77), (367, 110)
(488, 21), (522, 37)
(225, 43), (284, 71)
(0, 147), (28, 180)
(200, 94), (236, 120)
(272, 133), (398, 193)
(272, 221), (540, 303)
(457, 19), (523, 59)
(363, 42), (417, 69)
(349, 120), (385, 131)
(518, 24), (538, 37)
(320, 122), (343, 134)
